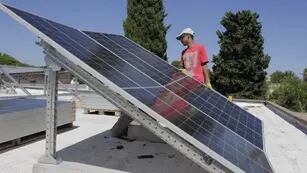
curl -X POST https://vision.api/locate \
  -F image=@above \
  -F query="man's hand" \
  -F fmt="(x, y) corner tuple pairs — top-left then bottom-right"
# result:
(205, 82), (213, 90)
(181, 69), (187, 75)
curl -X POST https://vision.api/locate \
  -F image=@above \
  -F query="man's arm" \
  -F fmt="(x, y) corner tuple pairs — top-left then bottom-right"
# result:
(199, 45), (212, 89)
(203, 64), (212, 89)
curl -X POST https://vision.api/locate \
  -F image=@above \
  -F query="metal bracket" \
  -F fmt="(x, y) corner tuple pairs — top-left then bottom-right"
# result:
(43, 70), (48, 95)
(0, 66), (31, 95)
(38, 44), (62, 165)
(0, 78), (16, 94)
(39, 40), (231, 173)
(58, 80), (80, 101)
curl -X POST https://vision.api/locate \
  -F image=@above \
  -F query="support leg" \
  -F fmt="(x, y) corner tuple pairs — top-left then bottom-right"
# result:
(38, 59), (61, 165)
(43, 71), (48, 96)
(111, 113), (133, 137)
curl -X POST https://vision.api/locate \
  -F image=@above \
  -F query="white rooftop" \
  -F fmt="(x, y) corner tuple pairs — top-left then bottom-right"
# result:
(236, 102), (307, 173)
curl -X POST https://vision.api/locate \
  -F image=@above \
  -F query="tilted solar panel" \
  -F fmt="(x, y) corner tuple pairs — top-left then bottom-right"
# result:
(84, 31), (264, 150)
(0, 4), (274, 173)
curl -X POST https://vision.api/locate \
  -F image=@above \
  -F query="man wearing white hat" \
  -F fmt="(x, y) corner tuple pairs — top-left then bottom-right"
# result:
(176, 28), (212, 89)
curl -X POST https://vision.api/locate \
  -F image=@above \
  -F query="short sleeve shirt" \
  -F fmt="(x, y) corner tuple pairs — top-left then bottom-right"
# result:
(181, 44), (209, 83)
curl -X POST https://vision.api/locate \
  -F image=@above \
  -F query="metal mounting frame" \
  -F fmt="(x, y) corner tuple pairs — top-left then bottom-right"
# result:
(37, 52), (62, 165)
(58, 80), (80, 101)
(39, 40), (231, 173)
(0, 66), (31, 96)
(0, 78), (16, 94)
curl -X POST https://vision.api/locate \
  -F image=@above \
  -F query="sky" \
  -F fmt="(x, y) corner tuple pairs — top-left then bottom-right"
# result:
(0, 0), (306, 76)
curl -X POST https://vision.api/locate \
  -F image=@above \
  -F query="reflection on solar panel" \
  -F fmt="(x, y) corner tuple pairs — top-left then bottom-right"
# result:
(84, 31), (264, 149)
(0, 4), (274, 173)
(0, 98), (65, 115)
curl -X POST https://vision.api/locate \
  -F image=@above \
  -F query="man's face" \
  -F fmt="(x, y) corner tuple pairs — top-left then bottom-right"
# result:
(180, 34), (190, 46)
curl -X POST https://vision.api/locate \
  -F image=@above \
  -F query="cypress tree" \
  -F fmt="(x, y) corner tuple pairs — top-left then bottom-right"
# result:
(304, 68), (307, 82)
(124, 0), (170, 61)
(212, 10), (270, 99)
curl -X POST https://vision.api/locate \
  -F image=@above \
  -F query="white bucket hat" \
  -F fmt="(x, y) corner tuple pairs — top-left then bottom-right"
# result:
(176, 28), (195, 40)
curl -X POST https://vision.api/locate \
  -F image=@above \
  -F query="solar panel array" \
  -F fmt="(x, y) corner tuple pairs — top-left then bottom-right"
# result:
(0, 98), (65, 115)
(84, 31), (264, 149)
(1, 4), (273, 173)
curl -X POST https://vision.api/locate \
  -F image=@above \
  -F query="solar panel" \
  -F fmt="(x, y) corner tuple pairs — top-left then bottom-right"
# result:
(123, 86), (272, 172)
(0, 98), (65, 115)
(0, 4), (274, 173)
(83, 31), (264, 149)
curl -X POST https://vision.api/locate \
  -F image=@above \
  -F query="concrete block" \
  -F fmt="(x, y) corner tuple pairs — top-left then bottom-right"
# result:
(127, 121), (164, 143)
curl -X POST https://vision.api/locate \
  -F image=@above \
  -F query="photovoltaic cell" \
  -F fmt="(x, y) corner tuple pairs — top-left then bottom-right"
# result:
(1, 4), (273, 173)
(0, 98), (65, 115)
(83, 31), (264, 149)
(124, 86), (272, 173)
(6, 5), (159, 89)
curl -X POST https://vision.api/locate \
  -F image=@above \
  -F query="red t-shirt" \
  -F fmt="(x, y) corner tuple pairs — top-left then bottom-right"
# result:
(181, 44), (209, 83)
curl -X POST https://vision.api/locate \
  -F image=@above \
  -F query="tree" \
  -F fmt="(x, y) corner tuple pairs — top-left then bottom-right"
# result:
(212, 10), (270, 99)
(270, 71), (296, 83)
(270, 74), (307, 112)
(124, 0), (170, 61)
(304, 68), (307, 82)
(171, 60), (181, 69)
(0, 53), (30, 66)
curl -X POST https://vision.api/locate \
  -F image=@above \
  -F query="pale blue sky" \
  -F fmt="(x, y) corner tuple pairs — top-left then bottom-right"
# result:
(0, 0), (306, 76)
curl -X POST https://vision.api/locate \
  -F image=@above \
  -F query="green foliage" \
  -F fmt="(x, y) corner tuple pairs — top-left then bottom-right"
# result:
(270, 74), (307, 112)
(124, 0), (170, 61)
(0, 53), (30, 66)
(304, 68), (307, 82)
(270, 70), (296, 83)
(212, 10), (270, 99)
(171, 60), (181, 69)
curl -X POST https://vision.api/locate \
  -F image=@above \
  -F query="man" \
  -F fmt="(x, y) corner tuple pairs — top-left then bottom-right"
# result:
(176, 28), (212, 89)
